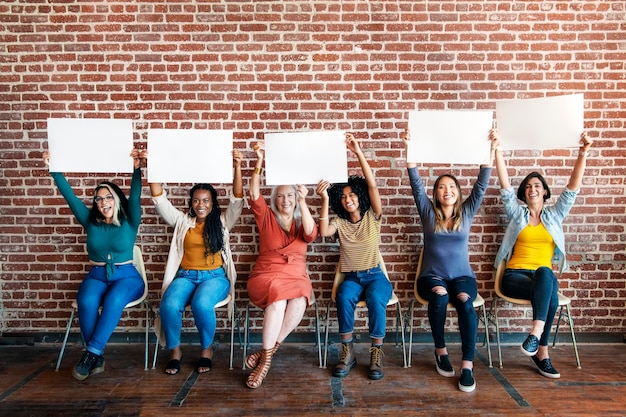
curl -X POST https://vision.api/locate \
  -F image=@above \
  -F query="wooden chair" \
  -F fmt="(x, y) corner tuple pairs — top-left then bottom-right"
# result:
(151, 294), (237, 370)
(242, 290), (322, 369)
(406, 248), (492, 368)
(490, 260), (581, 369)
(322, 253), (407, 369)
(55, 245), (151, 371)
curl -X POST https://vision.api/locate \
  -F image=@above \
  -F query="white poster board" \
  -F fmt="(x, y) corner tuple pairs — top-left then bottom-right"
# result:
(264, 131), (348, 186)
(496, 93), (584, 150)
(147, 129), (233, 183)
(47, 118), (134, 173)
(407, 111), (494, 165)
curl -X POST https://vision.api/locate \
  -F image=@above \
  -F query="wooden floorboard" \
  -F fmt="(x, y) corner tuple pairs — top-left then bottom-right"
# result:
(0, 341), (625, 417)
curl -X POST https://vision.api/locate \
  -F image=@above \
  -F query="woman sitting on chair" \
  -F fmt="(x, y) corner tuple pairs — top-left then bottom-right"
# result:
(401, 129), (497, 393)
(494, 130), (591, 379)
(44, 149), (147, 381)
(315, 132), (391, 381)
(244, 141), (318, 389)
(149, 150), (244, 375)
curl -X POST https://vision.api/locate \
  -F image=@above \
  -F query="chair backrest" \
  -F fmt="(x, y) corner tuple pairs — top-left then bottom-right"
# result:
(128, 245), (149, 308)
(413, 248), (429, 304)
(331, 252), (392, 303)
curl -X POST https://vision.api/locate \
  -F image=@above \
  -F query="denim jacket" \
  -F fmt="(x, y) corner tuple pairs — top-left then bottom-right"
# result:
(494, 186), (578, 273)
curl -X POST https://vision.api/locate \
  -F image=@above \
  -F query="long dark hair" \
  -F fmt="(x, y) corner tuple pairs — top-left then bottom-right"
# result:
(517, 171), (551, 203)
(189, 183), (224, 256)
(328, 175), (370, 221)
(432, 174), (463, 233)
(89, 181), (128, 226)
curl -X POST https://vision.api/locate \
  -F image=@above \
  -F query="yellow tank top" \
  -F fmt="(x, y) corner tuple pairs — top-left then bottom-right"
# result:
(507, 222), (555, 270)
(180, 223), (223, 270)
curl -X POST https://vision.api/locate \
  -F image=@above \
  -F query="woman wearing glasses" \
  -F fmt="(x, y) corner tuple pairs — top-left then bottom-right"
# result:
(43, 149), (146, 381)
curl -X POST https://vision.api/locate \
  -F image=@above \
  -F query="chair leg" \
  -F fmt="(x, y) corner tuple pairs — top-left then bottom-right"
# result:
(314, 301), (323, 368)
(55, 307), (77, 371)
(563, 303), (582, 369)
(491, 297), (503, 368)
(144, 301), (150, 370)
(407, 299), (416, 368)
(229, 303), (236, 370)
(480, 303), (493, 368)
(553, 305), (564, 345)
(322, 302), (332, 369)
(242, 302), (250, 370)
(395, 302), (407, 368)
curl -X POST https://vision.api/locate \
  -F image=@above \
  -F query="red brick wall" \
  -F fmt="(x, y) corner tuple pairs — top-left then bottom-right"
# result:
(1, 1), (625, 337)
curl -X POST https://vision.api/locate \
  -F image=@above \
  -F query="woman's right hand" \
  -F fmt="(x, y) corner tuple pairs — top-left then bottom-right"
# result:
(252, 141), (265, 159)
(316, 180), (330, 200)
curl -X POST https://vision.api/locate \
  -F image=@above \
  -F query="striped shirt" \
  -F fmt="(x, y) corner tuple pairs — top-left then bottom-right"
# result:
(332, 208), (381, 272)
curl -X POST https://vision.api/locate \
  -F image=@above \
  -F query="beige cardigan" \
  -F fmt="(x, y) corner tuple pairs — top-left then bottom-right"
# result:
(152, 189), (244, 345)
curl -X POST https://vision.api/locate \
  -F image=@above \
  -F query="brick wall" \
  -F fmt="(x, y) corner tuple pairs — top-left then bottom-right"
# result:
(1, 1), (625, 338)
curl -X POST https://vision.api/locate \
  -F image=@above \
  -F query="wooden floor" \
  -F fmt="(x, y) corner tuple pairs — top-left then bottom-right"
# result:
(0, 341), (624, 417)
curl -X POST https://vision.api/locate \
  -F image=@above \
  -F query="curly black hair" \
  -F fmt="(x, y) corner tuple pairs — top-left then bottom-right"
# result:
(328, 175), (370, 220)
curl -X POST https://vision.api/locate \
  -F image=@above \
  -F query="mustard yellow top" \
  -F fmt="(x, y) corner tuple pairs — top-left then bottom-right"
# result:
(507, 222), (555, 270)
(180, 223), (223, 270)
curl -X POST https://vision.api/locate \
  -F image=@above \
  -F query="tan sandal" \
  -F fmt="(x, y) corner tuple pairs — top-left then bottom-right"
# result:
(245, 341), (280, 369)
(246, 348), (273, 389)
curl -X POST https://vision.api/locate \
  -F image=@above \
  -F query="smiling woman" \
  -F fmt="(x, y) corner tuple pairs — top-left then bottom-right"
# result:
(43, 148), (147, 381)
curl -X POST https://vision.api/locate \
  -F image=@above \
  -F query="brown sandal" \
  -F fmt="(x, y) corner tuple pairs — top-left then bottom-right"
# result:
(246, 348), (274, 389)
(245, 341), (280, 369)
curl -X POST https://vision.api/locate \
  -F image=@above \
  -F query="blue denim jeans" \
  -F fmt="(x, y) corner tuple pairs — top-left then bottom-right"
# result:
(160, 268), (230, 350)
(418, 276), (478, 362)
(501, 267), (559, 346)
(336, 265), (392, 340)
(77, 264), (145, 356)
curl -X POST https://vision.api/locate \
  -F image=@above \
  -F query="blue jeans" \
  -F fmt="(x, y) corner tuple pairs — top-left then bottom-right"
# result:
(418, 276), (478, 362)
(336, 266), (392, 340)
(77, 264), (145, 356)
(501, 267), (559, 346)
(160, 268), (230, 350)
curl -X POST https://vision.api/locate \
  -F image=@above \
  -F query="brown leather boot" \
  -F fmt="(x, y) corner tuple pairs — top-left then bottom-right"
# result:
(368, 345), (384, 380)
(246, 348), (273, 389)
(333, 342), (357, 378)
(246, 341), (280, 369)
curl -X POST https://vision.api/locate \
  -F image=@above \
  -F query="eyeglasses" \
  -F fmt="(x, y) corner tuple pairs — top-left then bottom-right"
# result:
(94, 195), (114, 204)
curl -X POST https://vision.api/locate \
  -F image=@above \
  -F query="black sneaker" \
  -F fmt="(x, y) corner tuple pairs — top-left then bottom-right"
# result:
(72, 351), (100, 381)
(90, 354), (105, 376)
(435, 352), (455, 377)
(521, 334), (539, 356)
(458, 368), (476, 392)
(531, 356), (561, 379)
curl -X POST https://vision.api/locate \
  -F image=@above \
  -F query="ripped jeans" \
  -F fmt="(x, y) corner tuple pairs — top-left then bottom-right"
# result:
(418, 275), (478, 362)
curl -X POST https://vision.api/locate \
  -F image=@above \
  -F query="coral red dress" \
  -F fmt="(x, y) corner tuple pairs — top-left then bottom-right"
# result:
(247, 194), (318, 309)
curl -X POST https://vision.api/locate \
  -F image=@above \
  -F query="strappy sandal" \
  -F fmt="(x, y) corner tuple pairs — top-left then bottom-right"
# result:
(245, 341), (280, 369)
(246, 348), (273, 389)
(196, 357), (212, 374)
(165, 358), (181, 375)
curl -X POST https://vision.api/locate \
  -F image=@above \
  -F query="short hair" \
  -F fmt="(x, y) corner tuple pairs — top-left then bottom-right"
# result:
(90, 181), (127, 226)
(328, 175), (370, 220)
(517, 171), (551, 203)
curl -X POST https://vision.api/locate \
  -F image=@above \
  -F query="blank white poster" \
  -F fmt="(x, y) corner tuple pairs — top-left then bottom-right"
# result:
(496, 93), (584, 150)
(264, 131), (348, 186)
(147, 129), (233, 183)
(407, 111), (494, 165)
(47, 118), (134, 173)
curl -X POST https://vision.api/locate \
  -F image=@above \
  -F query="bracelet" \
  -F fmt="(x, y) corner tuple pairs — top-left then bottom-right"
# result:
(254, 167), (262, 175)
(319, 217), (328, 221)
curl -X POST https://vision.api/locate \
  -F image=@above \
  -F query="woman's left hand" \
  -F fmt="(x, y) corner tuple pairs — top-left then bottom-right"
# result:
(131, 148), (147, 169)
(296, 184), (309, 201)
(579, 131), (592, 153)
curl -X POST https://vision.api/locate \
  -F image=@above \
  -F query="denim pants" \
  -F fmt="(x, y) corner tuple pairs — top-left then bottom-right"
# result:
(77, 264), (145, 356)
(160, 268), (230, 350)
(336, 266), (392, 340)
(418, 276), (478, 362)
(501, 267), (559, 346)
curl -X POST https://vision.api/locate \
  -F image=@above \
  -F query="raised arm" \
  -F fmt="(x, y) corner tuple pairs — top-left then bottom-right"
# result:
(232, 149), (243, 198)
(296, 184), (316, 236)
(492, 129), (511, 189)
(566, 131), (592, 191)
(249, 141), (264, 201)
(400, 129), (417, 169)
(347, 132), (382, 217)
(315, 179), (337, 237)
(482, 129), (499, 169)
